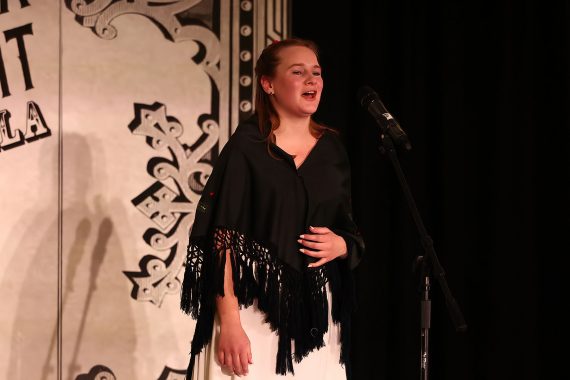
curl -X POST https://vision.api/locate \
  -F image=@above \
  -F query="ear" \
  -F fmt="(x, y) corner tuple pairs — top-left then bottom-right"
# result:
(260, 76), (274, 95)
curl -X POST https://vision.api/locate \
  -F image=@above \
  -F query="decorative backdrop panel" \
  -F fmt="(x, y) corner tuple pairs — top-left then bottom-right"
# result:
(0, 1), (289, 379)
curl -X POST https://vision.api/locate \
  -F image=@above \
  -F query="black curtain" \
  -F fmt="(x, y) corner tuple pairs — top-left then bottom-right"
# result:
(292, 1), (568, 379)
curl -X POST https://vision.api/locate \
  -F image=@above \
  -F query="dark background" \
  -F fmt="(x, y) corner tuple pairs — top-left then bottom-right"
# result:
(292, 1), (568, 379)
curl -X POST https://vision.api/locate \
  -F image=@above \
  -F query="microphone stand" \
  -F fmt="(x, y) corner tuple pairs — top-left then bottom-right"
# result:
(377, 132), (467, 380)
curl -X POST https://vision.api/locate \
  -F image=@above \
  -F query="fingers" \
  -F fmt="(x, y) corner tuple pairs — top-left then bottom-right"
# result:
(308, 226), (331, 234)
(233, 354), (244, 376)
(309, 257), (328, 268)
(298, 238), (328, 250)
(299, 233), (325, 242)
(224, 353), (233, 373)
(299, 228), (332, 250)
(299, 226), (344, 267)
(299, 247), (325, 258)
(218, 350), (252, 376)
(298, 235), (328, 258)
(218, 351), (225, 366)
(240, 352), (250, 375)
(221, 353), (244, 376)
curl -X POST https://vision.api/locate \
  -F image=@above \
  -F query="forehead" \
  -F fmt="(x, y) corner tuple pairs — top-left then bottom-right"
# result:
(276, 45), (320, 67)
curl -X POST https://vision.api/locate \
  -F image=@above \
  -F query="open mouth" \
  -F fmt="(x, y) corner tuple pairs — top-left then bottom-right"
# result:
(302, 90), (317, 99)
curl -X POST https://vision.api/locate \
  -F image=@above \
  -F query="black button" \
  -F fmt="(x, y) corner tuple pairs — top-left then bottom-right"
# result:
(310, 327), (318, 337)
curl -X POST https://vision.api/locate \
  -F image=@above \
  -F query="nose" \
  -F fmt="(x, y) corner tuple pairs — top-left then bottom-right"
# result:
(305, 75), (315, 85)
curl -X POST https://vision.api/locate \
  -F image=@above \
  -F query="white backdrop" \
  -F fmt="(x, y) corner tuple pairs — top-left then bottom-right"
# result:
(0, 1), (289, 379)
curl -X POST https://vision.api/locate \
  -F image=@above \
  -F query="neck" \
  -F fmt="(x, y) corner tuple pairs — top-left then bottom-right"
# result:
(274, 115), (312, 138)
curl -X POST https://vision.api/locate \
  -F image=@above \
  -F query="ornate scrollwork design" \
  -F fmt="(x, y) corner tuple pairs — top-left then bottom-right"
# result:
(75, 365), (116, 380)
(67, 0), (221, 86)
(65, 1), (224, 307)
(157, 366), (186, 380)
(124, 102), (218, 305)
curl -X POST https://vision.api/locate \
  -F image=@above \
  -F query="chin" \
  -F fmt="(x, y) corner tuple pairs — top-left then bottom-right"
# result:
(298, 111), (316, 118)
(300, 106), (319, 115)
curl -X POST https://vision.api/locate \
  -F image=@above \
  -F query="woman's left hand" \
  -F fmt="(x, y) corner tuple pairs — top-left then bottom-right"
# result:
(298, 226), (348, 268)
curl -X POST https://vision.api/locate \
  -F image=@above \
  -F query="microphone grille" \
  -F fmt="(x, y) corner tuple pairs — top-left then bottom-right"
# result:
(357, 85), (378, 108)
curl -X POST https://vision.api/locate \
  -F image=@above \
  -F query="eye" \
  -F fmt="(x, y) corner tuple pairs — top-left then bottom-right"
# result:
(313, 71), (322, 76)
(292, 70), (302, 75)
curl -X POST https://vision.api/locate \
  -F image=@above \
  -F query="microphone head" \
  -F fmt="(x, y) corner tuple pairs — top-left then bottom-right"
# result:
(357, 85), (379, 108)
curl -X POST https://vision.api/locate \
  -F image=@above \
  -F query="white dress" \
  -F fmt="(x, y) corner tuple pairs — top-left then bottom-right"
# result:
(191, 286), (347, 380)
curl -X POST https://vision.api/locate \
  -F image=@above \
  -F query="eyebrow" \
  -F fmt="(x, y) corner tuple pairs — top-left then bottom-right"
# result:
(287, 63), (321, 69)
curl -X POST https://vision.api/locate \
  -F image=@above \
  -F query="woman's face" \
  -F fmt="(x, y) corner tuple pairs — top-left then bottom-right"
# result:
(263, 45), (323, 120)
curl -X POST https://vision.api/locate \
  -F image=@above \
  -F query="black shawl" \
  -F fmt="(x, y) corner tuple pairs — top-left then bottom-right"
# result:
(181, 115), (364, 376)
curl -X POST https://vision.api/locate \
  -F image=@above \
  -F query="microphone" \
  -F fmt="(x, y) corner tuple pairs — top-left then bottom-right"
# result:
(358, 85), (412, 151)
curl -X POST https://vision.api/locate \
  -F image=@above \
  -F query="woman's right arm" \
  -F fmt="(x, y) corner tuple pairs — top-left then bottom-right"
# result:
(215, 250), (253, 376)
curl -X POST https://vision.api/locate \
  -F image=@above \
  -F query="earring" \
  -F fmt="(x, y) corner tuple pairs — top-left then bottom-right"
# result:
(268, 90), (274, 95)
